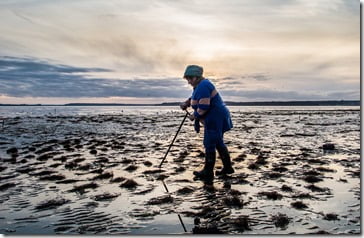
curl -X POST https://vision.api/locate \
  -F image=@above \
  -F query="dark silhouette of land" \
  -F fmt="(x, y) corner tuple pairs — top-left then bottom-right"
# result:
(0, 100), (360, 106)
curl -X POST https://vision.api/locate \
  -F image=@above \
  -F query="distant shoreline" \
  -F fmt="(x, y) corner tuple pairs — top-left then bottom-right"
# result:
(0, 100), (360, 107)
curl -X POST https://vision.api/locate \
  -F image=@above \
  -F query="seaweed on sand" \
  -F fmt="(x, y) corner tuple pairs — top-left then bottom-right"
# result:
(223, 195), (244, 208)
(193, 223), (223, 234)
(35, 198), (70, 210)
(229, 215), (251, 231)
(272, 213), (290, 229)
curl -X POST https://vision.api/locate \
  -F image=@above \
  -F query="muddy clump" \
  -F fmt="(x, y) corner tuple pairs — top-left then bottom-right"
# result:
(248, 163), (260, 170)
(307, 159), (328, 165)
(0, 182), (16, 191)
(30, 170), (56, 176)
(265, 172), (283, 179)
(93, 193), (120, 201)
(303, 175), (323, 183)
(14, 165), (34, 173)
(147, 195), (173, 205)
(175, 166), (186, 173)
(120, 179), (139, 189)
(143, 161), (153, 167)
(120, 158), (134, 164)
(258, 191), (283, 200)
(230, 173), (249, 184)
(292, 193), (314, 199)
(110, 177), (126, 183)
(143, 169), (166, 174)
(6, 147), (18, 154)
(291, 201), (308, 210)
(303, 170), (322, 176)
(317, 167), (336, 173)
(124, 165), (138, 172)
(176, 186), (195, 195)
(92, 171), (113, 180)
(56, 179), (80, 184)
(322, 143), (335, 151)
(323, 213), (340, 221)
(39, 174), (66, 181)
(35, 198), (70, 210)
(281, 185), (293, 192)
(305, 184), (330, 193)
(272, 166), (288, 173)
(133, 187), (155, 195)
(69, 182), (99, 193)
(234, 153), (246, 162)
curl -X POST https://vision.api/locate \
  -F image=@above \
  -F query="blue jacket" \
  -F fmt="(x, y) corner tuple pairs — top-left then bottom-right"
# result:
(191, 79), (233, 133)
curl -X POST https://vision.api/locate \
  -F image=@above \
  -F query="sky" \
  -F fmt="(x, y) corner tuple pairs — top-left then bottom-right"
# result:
(0, 0), (360, 104)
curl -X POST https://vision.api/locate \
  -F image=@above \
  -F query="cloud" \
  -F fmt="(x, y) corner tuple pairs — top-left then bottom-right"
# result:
(0, 56), (190, 98)
(0, 0), (359, 103)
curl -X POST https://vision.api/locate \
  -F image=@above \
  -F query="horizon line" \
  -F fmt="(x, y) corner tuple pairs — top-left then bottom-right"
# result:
(0, 100), (360, 106)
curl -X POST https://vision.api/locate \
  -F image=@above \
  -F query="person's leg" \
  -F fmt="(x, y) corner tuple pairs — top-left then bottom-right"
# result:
(216, 134), (234, 176)
(193, 130), (217, 185)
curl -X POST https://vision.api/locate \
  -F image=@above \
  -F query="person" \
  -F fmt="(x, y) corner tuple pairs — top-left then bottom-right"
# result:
(180, 65), (234, 185)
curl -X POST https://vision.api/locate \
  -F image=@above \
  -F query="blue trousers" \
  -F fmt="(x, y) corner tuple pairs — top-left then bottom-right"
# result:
(203, 129), (226, 153)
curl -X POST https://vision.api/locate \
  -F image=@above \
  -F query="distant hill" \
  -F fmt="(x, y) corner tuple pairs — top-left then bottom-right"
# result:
(0, 100), (360, 106)
(224, 100), (360, 106)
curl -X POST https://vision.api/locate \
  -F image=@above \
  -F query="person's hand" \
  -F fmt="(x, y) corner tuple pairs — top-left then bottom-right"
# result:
(188, 113), (195, 121)
(180, 102), (188, 110)
(180, 99), (191, 110)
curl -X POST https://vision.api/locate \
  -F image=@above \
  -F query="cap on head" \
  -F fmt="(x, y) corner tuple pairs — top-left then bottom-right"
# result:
(183, 65), (203, 78)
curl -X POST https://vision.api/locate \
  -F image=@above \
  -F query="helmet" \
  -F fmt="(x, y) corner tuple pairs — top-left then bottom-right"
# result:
(183, 65), (203, 78)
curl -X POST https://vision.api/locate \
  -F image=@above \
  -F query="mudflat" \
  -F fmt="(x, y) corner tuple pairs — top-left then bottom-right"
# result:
(0, 106), (360, 234)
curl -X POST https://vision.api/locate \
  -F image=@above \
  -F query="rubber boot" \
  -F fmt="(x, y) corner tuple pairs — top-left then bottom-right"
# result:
(215, 145), (234, 176)
(193, 151), (216, 185)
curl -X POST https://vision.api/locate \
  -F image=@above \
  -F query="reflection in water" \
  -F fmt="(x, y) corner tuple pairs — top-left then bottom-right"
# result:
(161, 179), (187, 232)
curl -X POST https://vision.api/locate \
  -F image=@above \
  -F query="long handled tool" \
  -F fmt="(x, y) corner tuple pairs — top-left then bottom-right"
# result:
(159, 111), (189, 168)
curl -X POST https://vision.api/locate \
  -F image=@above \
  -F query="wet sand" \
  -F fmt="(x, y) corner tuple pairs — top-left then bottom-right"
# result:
(0, 107), (360, 234)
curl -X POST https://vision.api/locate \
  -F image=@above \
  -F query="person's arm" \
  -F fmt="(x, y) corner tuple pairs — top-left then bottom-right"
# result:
(192, 83), (213, 119)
